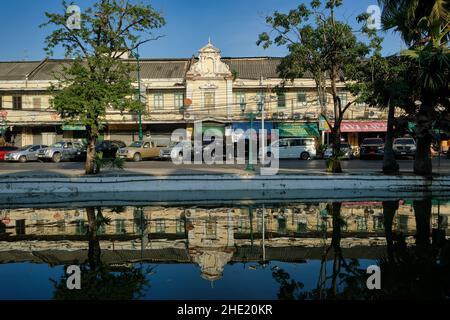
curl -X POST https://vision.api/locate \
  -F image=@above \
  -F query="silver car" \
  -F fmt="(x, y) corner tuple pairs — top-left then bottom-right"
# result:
(5, 144), (48, 163)
(37, 141), (84, 163)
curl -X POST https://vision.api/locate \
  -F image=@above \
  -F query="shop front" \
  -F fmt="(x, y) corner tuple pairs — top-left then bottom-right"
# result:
(325, 121), (387, 147)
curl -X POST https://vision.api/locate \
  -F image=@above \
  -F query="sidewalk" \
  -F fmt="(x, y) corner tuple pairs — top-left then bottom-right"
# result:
(1, 165), (445, 179)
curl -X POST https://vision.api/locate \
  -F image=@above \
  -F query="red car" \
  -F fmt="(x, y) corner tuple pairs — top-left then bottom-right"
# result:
(0, 146), (19, 161)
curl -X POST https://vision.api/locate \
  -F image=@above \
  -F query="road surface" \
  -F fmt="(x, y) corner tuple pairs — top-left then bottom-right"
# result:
(1, 157), (450, 176)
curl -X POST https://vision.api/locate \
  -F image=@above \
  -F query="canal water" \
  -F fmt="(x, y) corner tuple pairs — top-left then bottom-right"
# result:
(0, 198), (449, 300)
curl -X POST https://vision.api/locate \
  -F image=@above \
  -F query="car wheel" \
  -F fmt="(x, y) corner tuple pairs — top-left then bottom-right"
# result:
(52, 153), (62, 163)
(133, 153), (142, 162)
(300, 152), (310, 160)
(19, 156), (27, 163)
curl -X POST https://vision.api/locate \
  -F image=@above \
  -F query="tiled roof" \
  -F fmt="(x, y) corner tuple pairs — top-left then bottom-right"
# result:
(0, 245), (386, 265)
(222, 57), (282, 79)
(0, 61), (41, 80)
(131, 60), (189, 79)
(0, 57), (289, 81)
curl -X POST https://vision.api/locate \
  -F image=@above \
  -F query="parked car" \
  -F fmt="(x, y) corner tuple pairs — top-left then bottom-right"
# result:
(324, 143), (353, 160)
(5, 144), (47, 162)
(0, 146), (19, 161)
(200, 138), (235, 161)
(37, 141), (85, 163)
(159, 140), (193, 161)
(393, 137), (416, 159)
(96, 140), (126, 158)
(117, 140), (161, 162)
(360, 138), (385, 159)
(269, 138), (316, 160)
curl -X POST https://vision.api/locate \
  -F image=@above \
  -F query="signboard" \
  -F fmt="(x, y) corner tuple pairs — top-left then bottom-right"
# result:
(277, 123), (320, 138)
(62, 125), (87, 131)
(325, 121), (387, 133)
(319, 115), (330, 131)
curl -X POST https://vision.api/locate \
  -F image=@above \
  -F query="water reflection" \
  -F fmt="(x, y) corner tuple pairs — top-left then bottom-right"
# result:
(50, 208), (151, 300)
(0, 199), (449, 299)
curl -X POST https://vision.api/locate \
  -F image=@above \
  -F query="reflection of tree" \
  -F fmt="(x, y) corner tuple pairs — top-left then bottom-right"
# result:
(273, 200), (450, 300)
(377, 199), (450, 299)
(271, 267), (306, 300)
(272, 203), (369, 300)
(51, 207), (151, 300)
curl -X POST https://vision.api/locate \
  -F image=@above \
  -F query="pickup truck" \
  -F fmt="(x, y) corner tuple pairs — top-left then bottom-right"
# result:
(37, 141), (85, 163)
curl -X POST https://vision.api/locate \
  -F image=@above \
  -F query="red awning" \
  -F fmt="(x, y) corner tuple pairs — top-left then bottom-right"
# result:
(325, 121), (387, 133)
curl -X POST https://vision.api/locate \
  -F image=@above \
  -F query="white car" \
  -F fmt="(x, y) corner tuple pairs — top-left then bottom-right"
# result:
(269, 138), (316, 160)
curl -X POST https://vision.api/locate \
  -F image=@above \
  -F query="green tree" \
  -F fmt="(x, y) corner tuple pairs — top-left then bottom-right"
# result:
(41, 0), (165, 174)
(257, 0), (376, 173)
(361, 55), (417, 174)
(379, 0), (449, 175)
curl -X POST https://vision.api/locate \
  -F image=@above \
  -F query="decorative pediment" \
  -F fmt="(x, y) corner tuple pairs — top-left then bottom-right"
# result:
(186, 40), (232, 79)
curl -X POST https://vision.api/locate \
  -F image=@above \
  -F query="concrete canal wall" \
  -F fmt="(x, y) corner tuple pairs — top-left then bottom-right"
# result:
(1, 174), (449, 195)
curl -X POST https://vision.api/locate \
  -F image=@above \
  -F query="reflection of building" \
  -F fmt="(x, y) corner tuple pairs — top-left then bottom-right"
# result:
(2, 202), (449, 237)
(0, 41), (390, 147)
(1, 201), (449, 281)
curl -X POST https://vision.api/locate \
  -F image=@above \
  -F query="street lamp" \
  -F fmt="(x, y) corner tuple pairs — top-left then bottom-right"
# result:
(257, 99), (265, 165)
(241, 102), (256, 171)
(135, 48), (144, 141)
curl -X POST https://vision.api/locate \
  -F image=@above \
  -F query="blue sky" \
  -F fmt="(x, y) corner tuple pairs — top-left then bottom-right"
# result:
(0, 0), (404, 61)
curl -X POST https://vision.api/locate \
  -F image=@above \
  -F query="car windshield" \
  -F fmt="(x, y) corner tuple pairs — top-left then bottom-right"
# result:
(328, 143), (350, 149)
(363, 139), (383, 145)
(395, 139), (415, 145)
(19, 145), (33, 151)
(129, 142), (143, 148)
(304, 139), (315, 145)
(169, 141), (184, 147)
(50, 142), (64, 148)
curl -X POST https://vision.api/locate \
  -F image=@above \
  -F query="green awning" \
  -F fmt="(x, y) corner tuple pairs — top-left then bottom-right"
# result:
(196, 124), (225, 138)
(277, 123), (320, 138)
(62, 125), (87, 131)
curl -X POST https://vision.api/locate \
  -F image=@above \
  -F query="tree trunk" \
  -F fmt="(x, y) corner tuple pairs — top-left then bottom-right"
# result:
(414, 135), (432, 176)
(86, 207), (101, 270)
(329, 202), (342, 298)
(85, 130), (97, 175)
(414, 106), (433, 176)
(382, 201), (399, 263)
(382, 100), (399, 174)
(413, 199), (432, 249)
(329, 127), (342, 173)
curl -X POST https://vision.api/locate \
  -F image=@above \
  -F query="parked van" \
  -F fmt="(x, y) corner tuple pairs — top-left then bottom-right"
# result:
(269, 138), (317, 160)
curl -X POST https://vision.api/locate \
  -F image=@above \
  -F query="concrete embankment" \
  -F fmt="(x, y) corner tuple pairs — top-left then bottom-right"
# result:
(1, 174), (449, 193)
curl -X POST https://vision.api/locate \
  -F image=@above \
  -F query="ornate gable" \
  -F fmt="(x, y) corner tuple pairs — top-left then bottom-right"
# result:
(186, 40), (232, 79)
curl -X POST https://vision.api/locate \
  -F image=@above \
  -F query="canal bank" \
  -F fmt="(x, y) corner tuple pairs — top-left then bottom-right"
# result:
(1, 173), (449, 196)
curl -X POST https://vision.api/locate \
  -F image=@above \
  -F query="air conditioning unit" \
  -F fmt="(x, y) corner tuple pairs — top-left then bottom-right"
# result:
(278, 112), (285, 119)
(184, 209), (195, 217)
(368, 111), (379, 119)
(305, 112), (318, 119)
